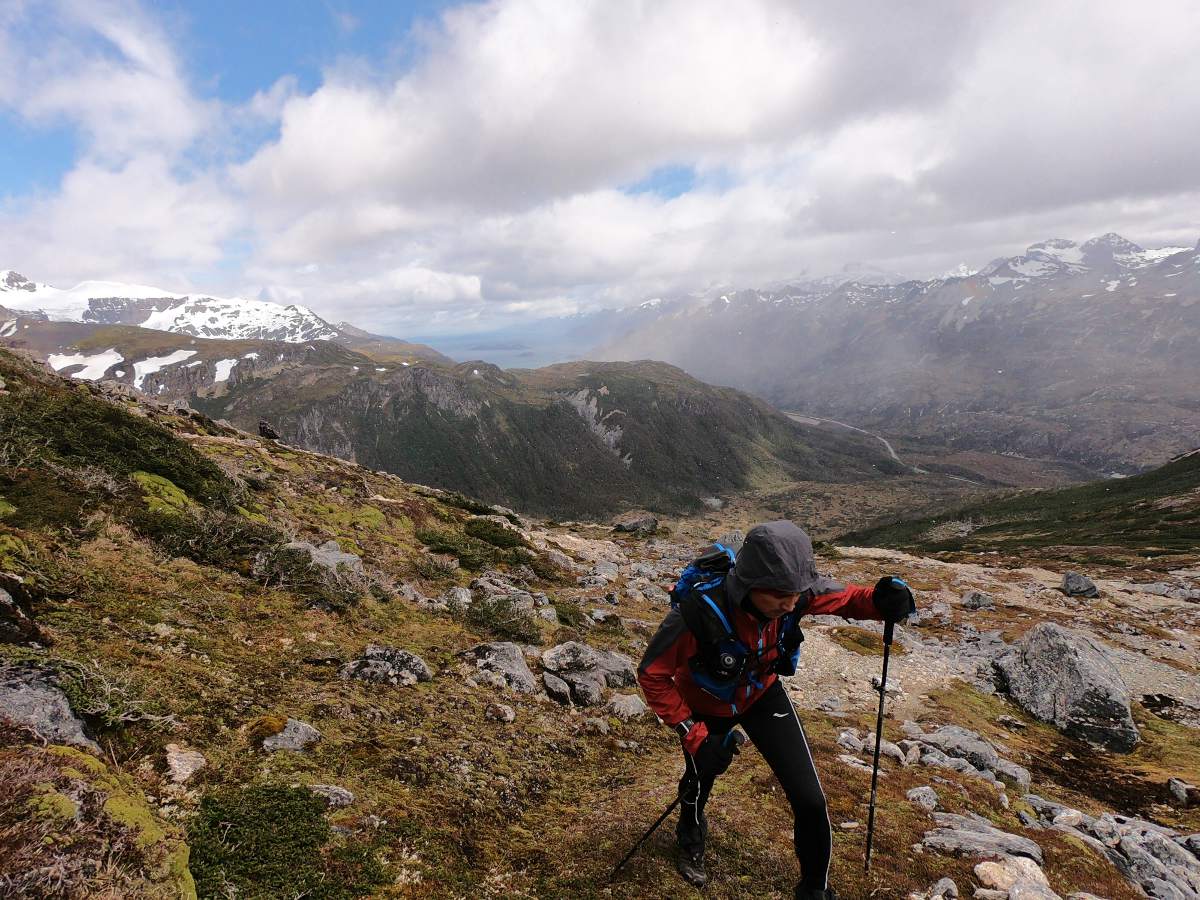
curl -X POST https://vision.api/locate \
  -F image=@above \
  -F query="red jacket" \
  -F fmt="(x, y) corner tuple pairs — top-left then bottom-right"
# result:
(637, 582), (879, 751)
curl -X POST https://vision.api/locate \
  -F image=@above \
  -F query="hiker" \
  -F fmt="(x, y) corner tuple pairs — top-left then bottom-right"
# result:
(637, 520), (915, 898)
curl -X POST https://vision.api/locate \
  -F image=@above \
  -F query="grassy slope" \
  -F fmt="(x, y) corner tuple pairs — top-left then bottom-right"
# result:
(202, 357), (902, 520)
(1, 350), (1193, 899)
(840, 449), (1200, 562)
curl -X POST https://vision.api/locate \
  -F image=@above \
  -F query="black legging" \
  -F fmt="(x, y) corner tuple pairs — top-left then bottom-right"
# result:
(677, 679), (832, 890)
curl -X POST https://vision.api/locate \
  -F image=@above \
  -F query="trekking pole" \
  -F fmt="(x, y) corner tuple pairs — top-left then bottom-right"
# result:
(864, 619), (895, 873)
(610, 728), (746, 879)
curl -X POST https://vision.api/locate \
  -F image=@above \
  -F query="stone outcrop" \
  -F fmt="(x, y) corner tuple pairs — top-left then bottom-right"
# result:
(993, 623), (1139, 752)
(920, 812), (1043, 864)
(262, 718), (321, 752)
(1060, 572), (1099, 598)
(340, 645), (432, 686)
(1023, 794), (1200, 897)
(0, 663), (99, 752)
(460, 642), (538, 694)
(541, 641), (636, 706)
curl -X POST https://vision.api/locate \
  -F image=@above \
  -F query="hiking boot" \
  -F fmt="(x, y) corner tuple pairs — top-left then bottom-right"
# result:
(794, 887), (837, 900)
(676, 844), (707, 888)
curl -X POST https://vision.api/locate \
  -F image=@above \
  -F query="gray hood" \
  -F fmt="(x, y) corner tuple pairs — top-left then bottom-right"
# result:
(724, 520), (834, 608)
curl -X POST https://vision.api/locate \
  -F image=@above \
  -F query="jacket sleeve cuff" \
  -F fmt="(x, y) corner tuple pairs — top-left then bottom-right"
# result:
(677, 720), (709, 754)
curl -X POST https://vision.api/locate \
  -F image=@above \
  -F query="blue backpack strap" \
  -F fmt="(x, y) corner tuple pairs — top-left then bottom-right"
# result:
(774, 611), (805, 676)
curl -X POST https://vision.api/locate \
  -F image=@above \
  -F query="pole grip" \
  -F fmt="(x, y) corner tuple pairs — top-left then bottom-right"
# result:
(882, 618), (895, 646)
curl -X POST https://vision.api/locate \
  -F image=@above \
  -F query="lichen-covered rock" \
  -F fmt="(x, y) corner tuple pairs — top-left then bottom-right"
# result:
(608, 693), (650, 720)
(261, 718), (321, 752)
(340, 645), (432, 686)
(993, 623), (1139, 752)
(591, 561), (620, 581)
(613, 513), (658, 534)
(541, 641), (634, 705)
(907, 786), (939, 811)
(485, 703), (516, 723)
(284, 539), (364, 575)
(461, 642), (538, 694)
(974, 856), (1057, 897)
(309, 784), (355, 808)
(0, 663), (99, 752)
(165, 743), (206, 783)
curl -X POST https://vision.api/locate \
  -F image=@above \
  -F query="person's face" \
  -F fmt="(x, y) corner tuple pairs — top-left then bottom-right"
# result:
(748, 587), (802, 619)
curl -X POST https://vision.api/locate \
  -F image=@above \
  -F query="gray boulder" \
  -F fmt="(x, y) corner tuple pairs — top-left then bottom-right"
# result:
(904, 722), (1000, 772)
(921, 812), (1044, 864)
(542, 672), (573, 704)
(961, 590), (996, 610)
(460, 642), (537, 694)
(993, 623), (1139, 752)
(262, 718), (321, 752)
(340, 645), (432, 686)
(0, 664), (99, 752)
(442, 586), (473, 611)
(1168, 777), (1198, 807)
(541, 641), (635, 706)
(1060, 572), (1099, 598)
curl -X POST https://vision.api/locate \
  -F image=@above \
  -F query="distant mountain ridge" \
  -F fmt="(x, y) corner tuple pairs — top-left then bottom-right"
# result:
(0, 270), (453, 364)
(1, 270), (337, 343)
(598, 233), (1200, 473)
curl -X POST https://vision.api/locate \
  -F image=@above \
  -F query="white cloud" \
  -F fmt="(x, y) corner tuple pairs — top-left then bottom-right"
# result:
(8, 0), (213, 162)
(0, 155), (240, 285)
(2, 0), (1200, 337)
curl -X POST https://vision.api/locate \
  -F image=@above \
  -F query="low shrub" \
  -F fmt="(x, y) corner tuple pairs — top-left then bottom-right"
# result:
(414, 527), (494, 571)
(189, 784), (389, 900)
(464, 517), (527, 549)
(461, 593), (541, 644)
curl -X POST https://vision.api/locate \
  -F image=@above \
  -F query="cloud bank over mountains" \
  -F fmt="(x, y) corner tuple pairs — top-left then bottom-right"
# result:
(2, 0), (1199, 336)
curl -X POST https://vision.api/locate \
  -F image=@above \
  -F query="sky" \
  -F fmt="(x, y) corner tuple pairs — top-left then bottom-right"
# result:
(2, 0), (1200, 338)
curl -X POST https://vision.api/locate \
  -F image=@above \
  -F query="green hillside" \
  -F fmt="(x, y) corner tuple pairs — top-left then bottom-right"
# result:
(840, 449), (1200, 560)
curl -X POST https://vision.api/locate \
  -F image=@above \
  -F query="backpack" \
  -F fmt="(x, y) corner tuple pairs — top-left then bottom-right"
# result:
(669, 543), (805, 708)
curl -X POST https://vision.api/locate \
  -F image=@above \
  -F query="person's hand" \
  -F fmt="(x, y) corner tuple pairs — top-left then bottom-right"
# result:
(872, 576), (916, 623)
(688, 731), (740, 779)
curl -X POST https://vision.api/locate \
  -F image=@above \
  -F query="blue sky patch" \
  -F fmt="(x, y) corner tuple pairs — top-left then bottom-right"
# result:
(623, 163), (697, 199)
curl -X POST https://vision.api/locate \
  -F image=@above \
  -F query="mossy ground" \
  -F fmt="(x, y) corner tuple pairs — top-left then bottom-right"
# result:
(825, 626), (908, 658)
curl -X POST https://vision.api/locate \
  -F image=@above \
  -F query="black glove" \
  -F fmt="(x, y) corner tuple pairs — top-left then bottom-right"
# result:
(688, 731), (740, 780)
(873, 576), (916, 623)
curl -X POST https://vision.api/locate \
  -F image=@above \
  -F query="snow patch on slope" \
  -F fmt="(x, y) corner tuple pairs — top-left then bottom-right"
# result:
(213, 359), (237, 383)
(133, 349), (197, 389)
(47, 348), (124, 380)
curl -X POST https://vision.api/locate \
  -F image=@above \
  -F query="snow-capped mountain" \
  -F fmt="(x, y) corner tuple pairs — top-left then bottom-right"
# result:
(598, 233), (1200, 473)
(0, 270), (339, 343)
